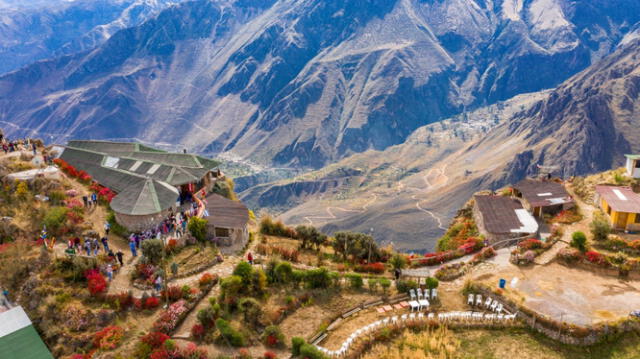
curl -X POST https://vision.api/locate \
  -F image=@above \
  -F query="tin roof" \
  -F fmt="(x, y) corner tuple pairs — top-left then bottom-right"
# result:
(595, 185), (640, 213)
(204, 194), (249, 229)
(514, 179), (573, 208)
(474, 195), (538, 235)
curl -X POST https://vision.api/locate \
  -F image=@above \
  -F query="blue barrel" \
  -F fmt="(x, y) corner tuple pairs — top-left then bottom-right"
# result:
(499, 279), (506, 289)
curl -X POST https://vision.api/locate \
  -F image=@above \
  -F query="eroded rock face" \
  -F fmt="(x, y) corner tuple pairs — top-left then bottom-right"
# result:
(2, 0), (639, 169)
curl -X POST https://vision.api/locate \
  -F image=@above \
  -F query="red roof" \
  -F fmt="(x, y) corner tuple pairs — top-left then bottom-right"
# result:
(595, 185), (640, 213)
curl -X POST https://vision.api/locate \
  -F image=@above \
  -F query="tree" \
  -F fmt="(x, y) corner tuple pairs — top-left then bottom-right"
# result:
(590, 213), (611, 242)
(295, 225), (327, 250)
(141, 239), (164, 264)
(188, 217), (208, 242)
(332, 231), (379, 262)
(389, 253), (407, 270)
(571, 231), (587, 252)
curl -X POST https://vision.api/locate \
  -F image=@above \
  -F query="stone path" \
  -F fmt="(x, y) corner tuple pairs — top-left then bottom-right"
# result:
(535, 184), (596, 265)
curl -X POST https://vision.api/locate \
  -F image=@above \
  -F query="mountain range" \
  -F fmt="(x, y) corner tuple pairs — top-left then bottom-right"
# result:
(2, 0), (639, 169)
(0, 0), (187, 74)
(1, 0), (640, 250)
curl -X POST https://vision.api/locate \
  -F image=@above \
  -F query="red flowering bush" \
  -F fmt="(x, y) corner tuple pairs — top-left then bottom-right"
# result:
(264, 351), (277, 359)
(191, 324), (205, 340)
(585, 250), (608, 266)
(164, 286), (183, 301)
(166, 238), (179, 253)
(93, 326), (124, 351)
(77, 170), (92, 184)
(145, 296), (161, 309)
(98, 187), (116, 203)
(140, 332), (170, 349)
(180, 343), (208, 359)
(472, 246), (497, 262)
(199, 273), (216, 288)
(354, 262), (385, 274)
(152, 300), (189, 334)
(86, 269), (107, 296)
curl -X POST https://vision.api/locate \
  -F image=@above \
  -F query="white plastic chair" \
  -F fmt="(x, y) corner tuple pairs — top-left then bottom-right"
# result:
(431, 288), (438, 300)
(496, 303), (503, 313)
(468, 293), (475, 306)
(484, 297), (493, 308)
(475, 294), (483, 306)
(490, 301), (498, 312)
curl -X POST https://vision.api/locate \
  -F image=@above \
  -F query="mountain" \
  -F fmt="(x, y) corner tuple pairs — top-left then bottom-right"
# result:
(2, 0), (639, 169)
(242, 39), (640, 252)
(0, 0), (186, 74)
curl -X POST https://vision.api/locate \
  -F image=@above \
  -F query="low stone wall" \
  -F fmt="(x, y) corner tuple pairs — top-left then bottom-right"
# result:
(559, 260), (640, 280)
(474, 285), (640, 345)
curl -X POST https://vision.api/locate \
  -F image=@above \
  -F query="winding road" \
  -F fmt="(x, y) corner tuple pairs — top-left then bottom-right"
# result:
(303, 193), (379, 226)
(400, 164), (450, 231)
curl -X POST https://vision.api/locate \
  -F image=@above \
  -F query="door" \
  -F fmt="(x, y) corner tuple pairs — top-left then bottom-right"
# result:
(617, 212), (629, 230)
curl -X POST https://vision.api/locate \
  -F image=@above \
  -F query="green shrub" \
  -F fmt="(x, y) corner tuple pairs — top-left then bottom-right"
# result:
(43, 206), (68, 234)
(212, 177), (237, 200)
(141, 239), (164, 264)
(215, 318), (245, 347)
(238, 297), (262, 327)
(396, 279), (418, 293)
(274, 261), (293, 284)
(367, 278), (378, 292)
(48, 190), (66, 206)
(299, 343), (327, 359)
(379, 278), (391, 294)
(304, 267), (332, 289)
(590, 213), (611, 242)
(188, 217), (208, 242)
(571, 231), (588, 252)
(233, 261), (254, 285)
(389, 253), (407, 270)
(425, 276), (439, 289)
(262, 325), (285, 348)
(346, 273), (363, 290)
(291, 337), (305, 356)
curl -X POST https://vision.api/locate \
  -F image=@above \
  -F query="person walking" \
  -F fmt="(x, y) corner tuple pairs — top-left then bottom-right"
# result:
(106, 264), (113, 282)
(247, 252), (254, 265)
(84, 239), (91, 256)
(32, 142), (37, 155)
(116, 250), (124, 266)
(82, 195), (89, 208)
(101, 236), (109, 252)
(104, 221), (110, 236)
(91, 192), (98, 206)
(91, 238), (100, 256)
(129, 238), (137, 257)
(154, 275), (163, 293)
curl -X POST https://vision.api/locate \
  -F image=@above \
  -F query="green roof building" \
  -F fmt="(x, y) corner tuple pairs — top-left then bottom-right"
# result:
(59, 140), (222, 231)
(0, 306), (53, 359)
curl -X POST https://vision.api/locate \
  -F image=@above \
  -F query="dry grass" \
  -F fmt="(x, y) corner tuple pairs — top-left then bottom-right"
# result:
(362, 326), (460, 359)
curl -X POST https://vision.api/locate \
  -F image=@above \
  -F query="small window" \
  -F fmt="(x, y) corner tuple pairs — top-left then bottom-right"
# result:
(635, 160), (640, 169)
(635, 215), (640, 224)
(215, 228), (230, 237)
(607, 206), (612, 215)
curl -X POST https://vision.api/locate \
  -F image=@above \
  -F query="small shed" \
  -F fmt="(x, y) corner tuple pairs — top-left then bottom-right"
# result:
(0, 306), (53, 359)
(513, 179), (573, 217)
(204, 194), (249, 247)
(625, 154), (640, 179)
(595, 185), (640, 231)
(473, 195), (539, 243)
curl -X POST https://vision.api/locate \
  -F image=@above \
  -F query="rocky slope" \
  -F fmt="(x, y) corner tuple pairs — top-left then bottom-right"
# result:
(243, 39), (640, 251)
(0, 0), (186, 74)
(2, 0), (639, 169)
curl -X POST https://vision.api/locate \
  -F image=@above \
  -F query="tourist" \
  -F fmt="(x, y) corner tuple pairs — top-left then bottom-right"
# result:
(32, 142), (37, 155)
(106, 264), (113, 282)
(116, 250), (124, 266)
(2, 144), (7, 154)
(104, 221), (110, 235)
(73, 236), (81, 250)
(247, 252), (254, 265)
(84, 239), (91, 256)
(1, 288), (11, 308)
(101, 236), (109, 252)
(91, 238), (100, 256)
(108, 250), (115, 262)
(394, 268), (401, 281)
(91, 192), (98, 206)
(82, 195), (89, 208)
(129, 238), (137, 257)
(154, 275), (163, 293)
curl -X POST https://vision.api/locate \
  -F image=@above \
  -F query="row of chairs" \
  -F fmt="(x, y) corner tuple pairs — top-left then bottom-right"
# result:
(408, 288), (437, 312)
(315, 310), (515, 357)
(468, 294), (504, 313)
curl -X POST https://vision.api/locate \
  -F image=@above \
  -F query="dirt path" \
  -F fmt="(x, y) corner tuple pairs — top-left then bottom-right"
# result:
(303, 193), (379, 226)
(401, 164), (449, 231)
(535, 184), (597, 265)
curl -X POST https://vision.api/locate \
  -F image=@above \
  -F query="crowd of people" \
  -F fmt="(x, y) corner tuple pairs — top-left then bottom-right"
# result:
(127, 207), (193, 258)
(1, 133), (38, 155)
